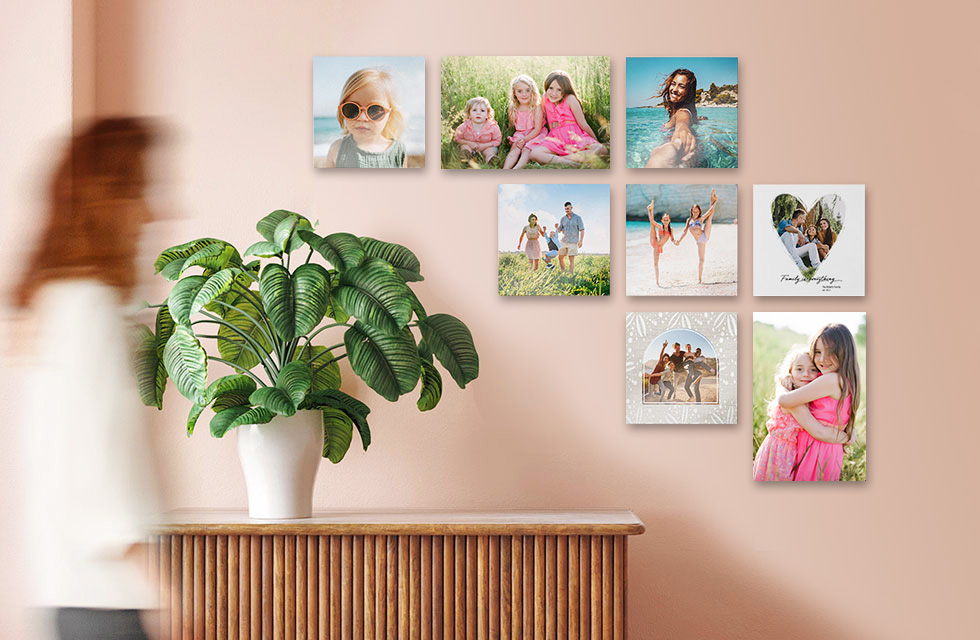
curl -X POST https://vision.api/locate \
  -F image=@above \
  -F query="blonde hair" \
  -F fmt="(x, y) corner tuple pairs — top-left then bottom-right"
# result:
(768, 346), (811, 414)
(464, 96), (494, 121)
(336, 68), (405, 140)
(509, 74), (540, 113)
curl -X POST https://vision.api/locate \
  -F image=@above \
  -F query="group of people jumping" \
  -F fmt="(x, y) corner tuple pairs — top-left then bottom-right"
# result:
(645, 341), (715, 403)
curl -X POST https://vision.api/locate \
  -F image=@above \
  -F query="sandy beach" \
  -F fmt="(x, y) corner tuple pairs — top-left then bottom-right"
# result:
(626, 222), (737, 296)
(642, 372), (719, 404)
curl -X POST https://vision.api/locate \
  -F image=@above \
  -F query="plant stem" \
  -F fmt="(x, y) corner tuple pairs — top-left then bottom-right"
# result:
(209, 300), (278, 353)
(313, 353), (347, 375)
(298, 323), (350, 360)
(307, 343), (345, 365)
(197, 310), (280, 378)
(207, 357), (267, 386)
(229, 282), (278, 344)
(195, 333), (276, 381)
(304, 247), (314, 265)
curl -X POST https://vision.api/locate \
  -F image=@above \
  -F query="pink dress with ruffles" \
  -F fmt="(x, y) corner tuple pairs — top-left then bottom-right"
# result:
(529, 98), (600, 155)
(508, 106), (548, 146)
(753, 403), (800, 481)
(794, 391), (852, 481)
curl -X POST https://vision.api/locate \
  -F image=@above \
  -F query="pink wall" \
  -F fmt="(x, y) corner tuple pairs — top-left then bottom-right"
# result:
(3, 0), (976, 638)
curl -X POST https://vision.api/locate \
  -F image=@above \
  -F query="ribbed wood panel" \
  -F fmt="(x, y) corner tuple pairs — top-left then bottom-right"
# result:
(153, 534), (630, 639)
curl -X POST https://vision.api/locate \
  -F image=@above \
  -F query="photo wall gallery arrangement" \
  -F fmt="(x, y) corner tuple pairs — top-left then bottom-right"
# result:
(311, 56), (866, 480)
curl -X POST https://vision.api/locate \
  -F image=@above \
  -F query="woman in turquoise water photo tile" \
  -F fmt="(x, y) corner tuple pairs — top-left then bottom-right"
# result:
(625, 57), (738, 169)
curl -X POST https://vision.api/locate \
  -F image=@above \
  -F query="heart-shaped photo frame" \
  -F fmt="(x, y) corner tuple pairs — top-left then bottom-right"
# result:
(770, 193), (844, 279)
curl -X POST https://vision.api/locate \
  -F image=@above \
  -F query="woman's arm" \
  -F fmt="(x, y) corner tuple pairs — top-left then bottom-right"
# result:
(787, 405), (849, 444)
(671, 109), (697, 155)
(675, 220), (690, 244)
(518, 228), (526, 249)
(523, 106), (544, 142)
(566, 96), (599, 140)
(777, 373), (841, 408)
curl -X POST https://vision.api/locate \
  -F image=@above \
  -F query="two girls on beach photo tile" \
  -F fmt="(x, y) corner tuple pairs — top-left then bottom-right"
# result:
(752, 313), (866, 482)
(753, 185), (865, 296)
(498, 184), (610, 296)
(625, 184), (737, 296)
(626, 312), (737, 425)
(314, 56), (425, 168)
(442, 56), (610, 169)
(626, 57), (738, 169)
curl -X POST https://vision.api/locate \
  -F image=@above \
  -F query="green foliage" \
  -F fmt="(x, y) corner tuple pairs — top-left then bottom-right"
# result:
(440, 56), (610, 170)
(137, 210), (480, 462)
(497, 253), (610, 296)
(752, 321), (867, 481)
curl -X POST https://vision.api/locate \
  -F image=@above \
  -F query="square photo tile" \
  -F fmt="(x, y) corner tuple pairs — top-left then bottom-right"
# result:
(626, 312), (737, 424)
(625, 184), (737, 296)
(625, 57), (738, 168)
(753, 185), (865, 296)
(498, 184), (610, 296)
(314, 56), (425, 168)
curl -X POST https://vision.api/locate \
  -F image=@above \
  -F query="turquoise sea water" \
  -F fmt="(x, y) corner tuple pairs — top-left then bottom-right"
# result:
(314, 115), (425, 157)
(625, 106), (737, 169)
(627, 220), (688, 234)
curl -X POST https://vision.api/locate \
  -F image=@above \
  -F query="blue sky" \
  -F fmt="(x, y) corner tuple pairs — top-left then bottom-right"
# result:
(498, 184), (610, 253)
(754, 313), (865, 337)
(313, 56), (425, 119)
(625, 57), (738, 109)
(643, 329), (717, 364)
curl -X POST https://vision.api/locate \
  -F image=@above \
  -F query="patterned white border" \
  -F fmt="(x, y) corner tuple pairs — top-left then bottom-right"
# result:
(626, 312), (737, 424)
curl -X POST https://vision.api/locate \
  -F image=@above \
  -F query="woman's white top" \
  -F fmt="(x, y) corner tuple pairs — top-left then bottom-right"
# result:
(22, 279), (159, 609)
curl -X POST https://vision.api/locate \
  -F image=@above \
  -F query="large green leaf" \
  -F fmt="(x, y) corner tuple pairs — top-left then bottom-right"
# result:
(302, 389), (371, 450)
(207, 374), (257, 412)
(179, 242), (241, 276)
(321, 407), (353, 463)
(360, 236), (424, 282)
(418, 313), (479, 389)
(244, 240), (282, 259)
(295, 346), (342, 392)
(273, 215), (313, 253)
(259, 263), (294, 341)
(276, 361), (311, 408)
(163, 325), (208, 403)
(153, 305), (174, 402)
(167, 275), (208, 325)
(334, 258), (413, 335)
(132, 325), (162, 408)
(216, 297), (272, 371)
(209, 405), (275, 438)
(292, 263), (330, 336)
(256, 210), (309, 243)
(344, 322), (420, 402)
(301, 231), (365, 271)
(417, 359), (443, 412)
(190, 268), (240, 316)
(250, 387), (297, 417)
(187, 403), (205, 436)
(155, 238), (226, 280)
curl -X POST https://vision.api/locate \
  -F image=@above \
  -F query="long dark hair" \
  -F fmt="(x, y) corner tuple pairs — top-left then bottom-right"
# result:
(13, 118), (157, 307)
(810, 324), (861, 442)
(543, 70), (578, 102)
(653, 69), (698, 121)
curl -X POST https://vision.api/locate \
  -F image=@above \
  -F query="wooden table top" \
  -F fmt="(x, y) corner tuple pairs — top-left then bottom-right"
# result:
(155, 509), (645, 536)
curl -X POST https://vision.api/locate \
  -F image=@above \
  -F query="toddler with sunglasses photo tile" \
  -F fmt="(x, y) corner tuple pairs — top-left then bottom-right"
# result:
(323, 68), (407, 168)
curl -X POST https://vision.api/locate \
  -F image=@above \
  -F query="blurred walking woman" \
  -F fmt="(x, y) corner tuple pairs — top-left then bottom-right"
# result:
(13, 119), (162, 640)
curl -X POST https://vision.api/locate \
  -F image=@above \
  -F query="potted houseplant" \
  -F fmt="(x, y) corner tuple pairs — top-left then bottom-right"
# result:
(133, 210), (479, 518)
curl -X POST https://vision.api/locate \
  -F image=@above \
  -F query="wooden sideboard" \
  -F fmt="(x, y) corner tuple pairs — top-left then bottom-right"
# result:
(152, 510), (644, 640)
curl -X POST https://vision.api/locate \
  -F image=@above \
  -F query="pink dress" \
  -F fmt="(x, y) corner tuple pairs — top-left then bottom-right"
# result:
(508, 107), (548, 146)
(794, 391), (852, 481)
(753, 403), (800, 481)
(529, 98), (600, 155)
(454, 118), (502, 146)
(523, 225), (542, 259)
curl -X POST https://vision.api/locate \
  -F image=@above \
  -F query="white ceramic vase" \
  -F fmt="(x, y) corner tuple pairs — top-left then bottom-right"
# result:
(237, 411), (322, 519)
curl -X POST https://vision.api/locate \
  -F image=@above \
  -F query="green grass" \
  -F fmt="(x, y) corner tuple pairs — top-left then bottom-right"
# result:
(441, 56), (610, 170)
(498, 253), (609, 296)
(753, 321), (867, 481)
